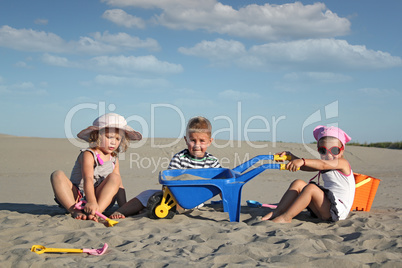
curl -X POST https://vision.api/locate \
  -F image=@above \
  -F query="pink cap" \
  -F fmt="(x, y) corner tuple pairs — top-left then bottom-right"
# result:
(313, 125), (351, 146)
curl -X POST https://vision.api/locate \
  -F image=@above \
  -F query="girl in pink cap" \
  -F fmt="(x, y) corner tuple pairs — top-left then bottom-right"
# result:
(50, 113), (142, 221)
(262, 125), (355, 223)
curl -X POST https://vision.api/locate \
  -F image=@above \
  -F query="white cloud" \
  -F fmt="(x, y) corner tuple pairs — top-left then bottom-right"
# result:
(13, 82), (35, 90)
(0, 81), (47, 96)
(102, 0), (212, 9)
(90, 55), (183, 74)
(172, 97), (216, 108)
(250, 39), (402, 70)
(283, 72), (353, 83)
(42, 53), (75, 67)
(102, 9), (146, 28)
(93, 74), (170, 88)
(0, 26), (159, 54)
(179, 39), (245, 61)
(0, 25), (66, 53)
(91, 31), (159, 51)
(74, 36), (118, 54)
(180, 38), (402, 71)
(218, 89), (260, 101)
(42, 53), (183, 75)
(358, 88), (400, 96)
(173, 88), (198, 96)
(34, 19), (48, 25)
(14, 61), (30, 68)
(102, 0), (350, 41)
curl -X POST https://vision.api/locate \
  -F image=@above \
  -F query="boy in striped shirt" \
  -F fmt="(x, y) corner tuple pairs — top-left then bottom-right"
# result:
(169, 116), (221, 169)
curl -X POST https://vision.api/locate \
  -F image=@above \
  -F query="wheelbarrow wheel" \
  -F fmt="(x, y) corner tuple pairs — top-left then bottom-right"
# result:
(147, 191), (176, 219)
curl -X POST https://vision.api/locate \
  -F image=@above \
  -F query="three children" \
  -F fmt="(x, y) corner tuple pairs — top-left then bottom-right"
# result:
(52, 113), (355, 224)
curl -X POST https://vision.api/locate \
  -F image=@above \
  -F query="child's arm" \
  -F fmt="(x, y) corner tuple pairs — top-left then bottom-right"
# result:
(112, 158), (127, 206)
(302, 158), (351, 175)
(277, 151), (350, 174)
(81, 151), (99, 217)
(276, 151), (309, 171)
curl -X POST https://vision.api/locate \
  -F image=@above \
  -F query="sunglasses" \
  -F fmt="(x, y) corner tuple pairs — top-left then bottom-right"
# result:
(317, 145), (344, 156)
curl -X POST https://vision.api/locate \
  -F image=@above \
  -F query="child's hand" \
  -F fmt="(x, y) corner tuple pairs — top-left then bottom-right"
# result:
(286, 158), (304, 172)
(275, 151), (303, 171)
(84, 202), (99, 221)
(275, 151), (296, 162)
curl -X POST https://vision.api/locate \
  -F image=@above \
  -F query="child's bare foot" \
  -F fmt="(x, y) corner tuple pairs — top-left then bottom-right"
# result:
(87, 214), (99, 222)
(261, 212), (274, 221)
(110, 211), (125, 219)
(272, 215), (291, 223)
(70, 209), (87, 220)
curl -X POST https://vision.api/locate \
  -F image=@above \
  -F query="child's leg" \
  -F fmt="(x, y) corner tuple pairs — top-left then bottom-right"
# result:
(95, 173), (122, 212)
(110, 189), (160, 219)
(110, 197), (145, 219)
(262, 179), (307, 220)
(116, 182), (127, 207)
(50, 170), (86, 220)
(272, 183), (331, 223)
(304, 186), (332, 221)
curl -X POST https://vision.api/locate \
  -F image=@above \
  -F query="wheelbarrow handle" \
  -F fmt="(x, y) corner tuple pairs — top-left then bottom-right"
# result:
(235, 163), (298, 184)
(232, 154), (292, 173)
(274, 154), (292, 161)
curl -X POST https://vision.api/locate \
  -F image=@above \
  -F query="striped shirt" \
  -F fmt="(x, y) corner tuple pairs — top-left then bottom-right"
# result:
(168, 149), (221, 169)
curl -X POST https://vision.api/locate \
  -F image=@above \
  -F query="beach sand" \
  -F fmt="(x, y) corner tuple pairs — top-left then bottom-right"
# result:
(0, 135), (401, 267)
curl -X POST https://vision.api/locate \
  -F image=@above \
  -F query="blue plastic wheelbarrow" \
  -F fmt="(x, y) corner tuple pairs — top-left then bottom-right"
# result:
(147, 154), (291, 222)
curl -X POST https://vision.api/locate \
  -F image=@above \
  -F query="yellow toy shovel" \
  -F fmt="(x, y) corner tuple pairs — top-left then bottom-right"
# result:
(31, 243), (108, 255)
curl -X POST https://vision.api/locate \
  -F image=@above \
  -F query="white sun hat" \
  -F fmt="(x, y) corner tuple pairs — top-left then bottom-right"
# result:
(77, 113), (142, 142)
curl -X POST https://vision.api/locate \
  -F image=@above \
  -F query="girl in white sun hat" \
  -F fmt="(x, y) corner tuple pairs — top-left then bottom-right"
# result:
(50, 113), (142, 221)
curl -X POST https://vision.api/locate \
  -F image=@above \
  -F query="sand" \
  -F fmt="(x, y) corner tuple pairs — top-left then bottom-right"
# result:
(0, 135), (401, 267)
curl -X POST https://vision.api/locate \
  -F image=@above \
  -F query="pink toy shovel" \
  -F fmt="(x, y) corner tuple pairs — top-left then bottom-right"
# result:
(31, 243), (108, 255)
(75, 200), (119, 227)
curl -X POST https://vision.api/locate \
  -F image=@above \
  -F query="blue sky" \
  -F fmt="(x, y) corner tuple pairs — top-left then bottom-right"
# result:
(0, 0), (401, 144)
